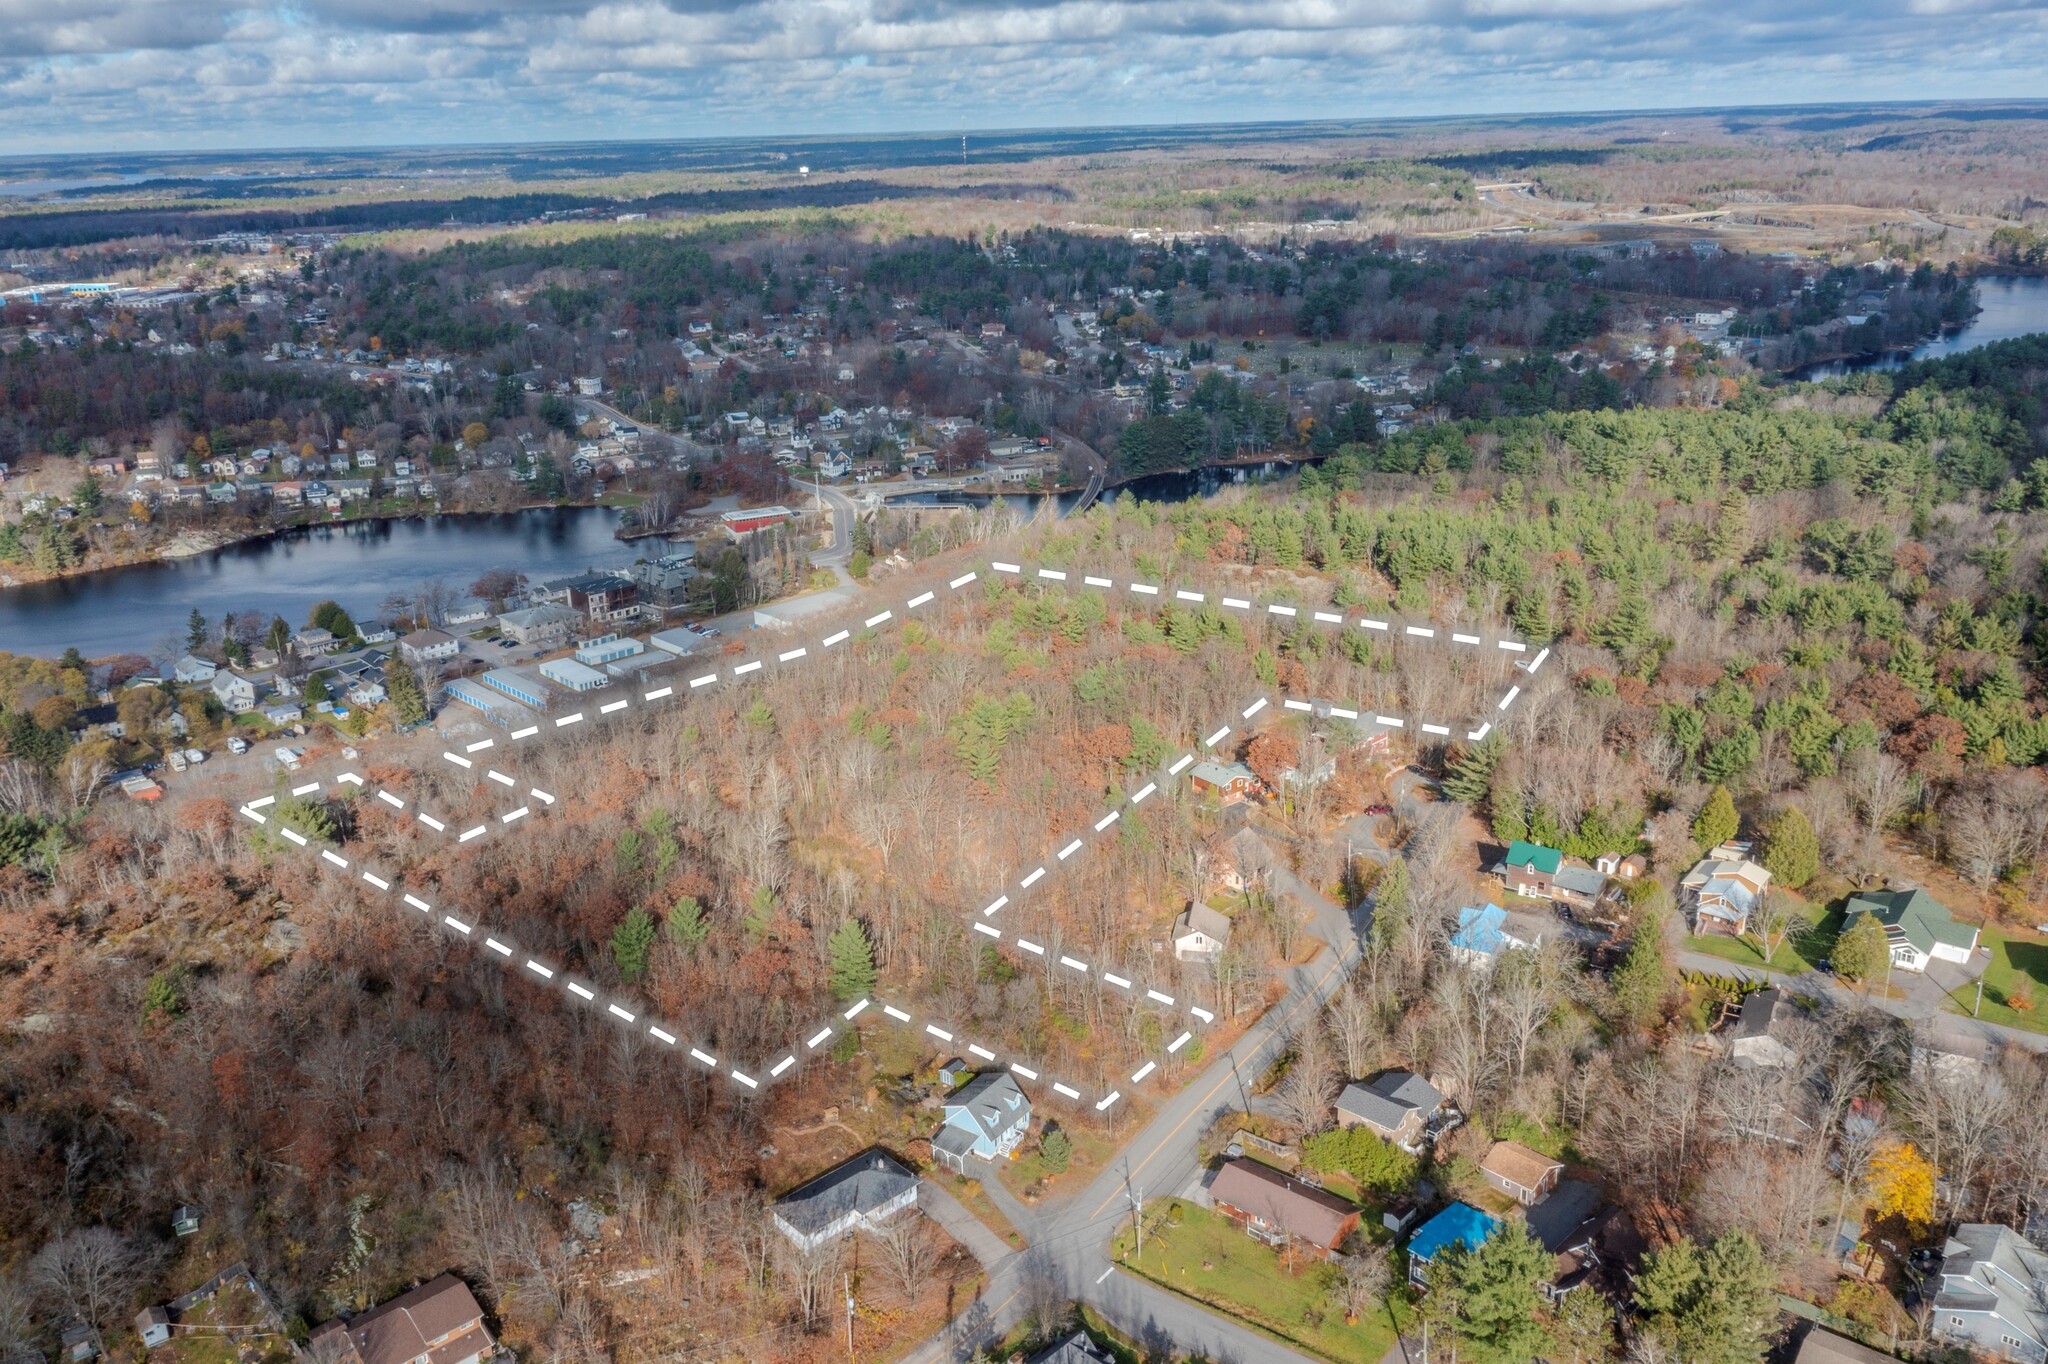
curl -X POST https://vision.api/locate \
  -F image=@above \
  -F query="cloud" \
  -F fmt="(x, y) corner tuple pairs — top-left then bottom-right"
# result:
(0, 0), (2044, 152)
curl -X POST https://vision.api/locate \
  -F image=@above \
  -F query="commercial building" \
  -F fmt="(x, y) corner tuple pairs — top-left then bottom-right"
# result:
(538, 658), (611, 692)
(497, 604), (580, 648)
(574, 634), (644, 667)
(480, 669), (551, 709)
(442, 679), (540, 732)
(650, 627), (712, 658)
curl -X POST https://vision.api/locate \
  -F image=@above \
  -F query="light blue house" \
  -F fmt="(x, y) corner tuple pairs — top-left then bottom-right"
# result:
(932, 1071), (1032, 1173)
(1448, 903), (1541, 969)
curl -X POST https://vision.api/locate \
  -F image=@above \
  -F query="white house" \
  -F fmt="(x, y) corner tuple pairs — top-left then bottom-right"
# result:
(211, 671), (258, 713)
(173, 655), (218, 684)
(771, 1151), (921, 1253)
(1172, 902), (1233, 961)
(399, 628), (461, 666)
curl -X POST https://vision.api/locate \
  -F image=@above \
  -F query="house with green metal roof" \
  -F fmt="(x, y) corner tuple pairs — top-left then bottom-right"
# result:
(1492, 841), (1609, 909)
(1843, 888), (1979, 973)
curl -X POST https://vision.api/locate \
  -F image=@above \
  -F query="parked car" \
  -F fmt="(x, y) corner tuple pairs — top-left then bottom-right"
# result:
(1363, 802), (1393, 816)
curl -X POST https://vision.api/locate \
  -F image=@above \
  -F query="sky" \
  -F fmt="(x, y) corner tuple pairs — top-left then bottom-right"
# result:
(1, 0), (2047, 156)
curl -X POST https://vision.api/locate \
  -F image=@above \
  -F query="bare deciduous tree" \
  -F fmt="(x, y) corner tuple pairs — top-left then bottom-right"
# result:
(870, 1214), (940, 1304)
(30, 1227), (148, 1335)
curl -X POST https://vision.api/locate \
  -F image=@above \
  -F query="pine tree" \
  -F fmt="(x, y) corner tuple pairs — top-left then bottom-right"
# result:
(1760, 806), (1819, 889)
(1832, 914), (1890, 982)
(1451, 1220), (1550, 1361)
(384, 657), (429, 727)
(266, 616), (291, 655)
(827, 918), (877, 1000)
(611, 906), (656, 983)
(1441, 731), (1505, 806)
(1633, 1231), (1775, 1364)
(1038, 1126), (1071, 1174)
(1610, 908), (1670, 1029)
(302, 671), (330, 705)
(1692, 785), (1739, 850)
(188, 609), (209, 651)
(667, 895), (710, 954)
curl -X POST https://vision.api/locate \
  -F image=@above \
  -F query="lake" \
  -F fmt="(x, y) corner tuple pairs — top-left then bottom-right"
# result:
(1792, 274), (2048, 379)
(0, 508), (641, 660)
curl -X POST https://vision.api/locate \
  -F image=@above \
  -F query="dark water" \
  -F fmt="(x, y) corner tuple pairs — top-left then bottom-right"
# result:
(1792, 275), (2048, 380)
(891, 462), (1300, 515)
(0, 508), (637, 659)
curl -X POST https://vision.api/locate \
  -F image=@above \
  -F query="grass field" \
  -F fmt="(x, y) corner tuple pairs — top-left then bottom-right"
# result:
(1110, 1202), (1404, 1364)
(1685, 902), (1840, 974)
(1941, 921), (2048, 1034)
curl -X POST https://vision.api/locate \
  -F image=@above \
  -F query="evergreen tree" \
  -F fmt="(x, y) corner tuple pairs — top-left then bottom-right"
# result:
(59, 646), (86, 672)
(266, 616), (291, 655)
(1632, 1231), (1776, 1364)
(1700, 727), (1760, 784)
(827, 918), (877, 999)
(1832, 915), (1891, 982)
(611, 906), (657, 983)
(667, 894), (710, 953)
(1610, 908), (1670, 1029)
(302, 671), (331, 705)
(1450, 1221), (1550, 1361)
(1038, 1126), (1071, 1174)
(383, 656), (429, 727)
(187, 609), (209, 651)
(1368, 857), (1411, 959)
(1760, 806), (1819, 890)
(1442, 731), (1505, 806)
(1692, 785), (1739, 850)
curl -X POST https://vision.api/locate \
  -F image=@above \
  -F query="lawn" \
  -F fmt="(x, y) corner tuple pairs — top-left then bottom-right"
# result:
(1941, 921), (2048, 1034)
(1110, 1202), (1405, 1364)
(1685, 902), (1840, 975)
(996, 1121), (1120, 1202)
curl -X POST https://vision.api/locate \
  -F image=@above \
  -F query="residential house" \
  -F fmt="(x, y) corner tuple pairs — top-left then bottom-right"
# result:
(1681, 843), (1772, 937)
(538, 658), (610, 693)
(541, 572), (640, 623)
(307, 1273), (496, 1364)
(1189, 760), (1262, 804)
(400, 629), (460, 667)
(931, 1071), (1032, 1173)
(1447, 903), (1543, 970)
(173, 655), (218, 684)
(1480, 1140), (1564, 1206)
(1207, 1158), (1360, 1259)
(1019, 1330), (1116, 1364)
(1526, 1178), (1608, 1300)
(1728, 987), (1801, 1069)
(496, 604), (580, 648)
(211, 671), (259, 713)
(1171, 902), (1233, 961)
(345, 682), (387, 708)
(1843, 888), (1980, 973)
(1930, 1222), (2047, 1362)
(262, 702), (304, 726)
(1335, 1071), (1453, 1152)
(628, 555), (697, 608)
(293, 627), (338, 658)
(1494, 841), (1564, 898)
(1409, 1203), (1500, 1287)
(1207, 826), (1276, 893)
(770, 1150), (920, 1253)
(1793, 1326), (1905, 1364)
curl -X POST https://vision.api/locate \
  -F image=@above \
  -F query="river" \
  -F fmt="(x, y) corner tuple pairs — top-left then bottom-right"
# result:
(1792, 274), (2048, 380)
(0, 508), (640, 660)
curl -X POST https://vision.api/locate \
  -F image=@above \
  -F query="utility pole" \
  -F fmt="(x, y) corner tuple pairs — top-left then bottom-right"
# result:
(1125, 1178), (1144, 1262)
(843, 1272), (854, 1359)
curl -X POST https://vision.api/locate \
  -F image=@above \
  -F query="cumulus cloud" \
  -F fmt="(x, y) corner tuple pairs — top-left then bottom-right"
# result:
(0, 0), (2044, 152)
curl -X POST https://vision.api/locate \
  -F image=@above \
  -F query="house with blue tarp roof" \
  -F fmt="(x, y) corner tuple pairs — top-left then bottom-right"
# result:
(1447, 903), (1543, 969)
(1408, 1202), (1500, 1286)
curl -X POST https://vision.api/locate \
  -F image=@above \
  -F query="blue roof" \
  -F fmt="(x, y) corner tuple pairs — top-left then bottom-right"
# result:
(1450, 904), (1508, 956)
(1409, 1202), (1500, 1263)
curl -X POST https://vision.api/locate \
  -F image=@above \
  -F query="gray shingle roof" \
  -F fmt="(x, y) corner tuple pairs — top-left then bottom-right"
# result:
(1336, 1070), (1444, 1132)
(947, 1071), (1030, 1140)
(773, 1150), (917, 1237)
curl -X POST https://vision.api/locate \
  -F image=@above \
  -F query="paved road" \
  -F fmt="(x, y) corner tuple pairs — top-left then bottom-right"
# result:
(916, 1181), (1017, 1273)
(790, 478), (857, 586)
(905, 878), (1369, 1363)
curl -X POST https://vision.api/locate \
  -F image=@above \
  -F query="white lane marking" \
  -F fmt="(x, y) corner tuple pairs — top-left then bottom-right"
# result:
(444, 752), (473, 768)
(1222, 597), (1250, 610)
(822, 630), (850, 647)
(844, 999), (870, 1019)
(770, 1056), (796, 1076)
(1060, 956), (1089, 973)
(1175, 589), (1204, 602)
(608, 1004), (636, 1022)
(320, 850), (348, 868)
(1168, 1031), (1192, 1052)
(1130, 583), (1159, 595)
(1037, 568), (1067, 581)
(443, 915), (472, 934)
(691, 673), (717, 688)
(950, 572), (978, 588)
(556, 713), (583, 727)
(1147, 989), (1176, 1005)
(733, 661), (762, 676)
(1203, 726), (1230, 747)
(485, 938), (512, 956)
(925, 1023), (953, 1041)
(1131, 1061), (1156, 1082)
(731, 1071), (759, 1089)
(778, 647), (807, 662)
(1453, 633), (1480, 645)
(1013, 1063), (1040, 1079)
(1053, 1082), (1080, 1099)
(1362, 618), (1389, 631)
(972, 922), (1002, 938)
(567, 983), (594, 1000)
(1499, 686), (1521, 710)
(1095, 1267), (1115, 1286)
(1019, 867), (1046, 888)
(992, 561), (1021, 574)
(404, 894), (432, 912)
(644, 686), (673, 700)
(690, 1048), (718, 1066)
(1057, 839), (1083, 861)
(1377, 714), (1405, 728)
(883, 1005), (912, 1022)
(362, 872), (390, 890)
(1083, 576), (1112, 588)
(600, 700), (628, 714)
(530, 788), (556, 804)
(418, 813), (445, 831)
(377, 790), (406, 808)
(1095, 1091), (1121, 1110)
(1284, 699), (1312, 712)
(1422, 723), (1451, 736)
(982, 895), (1010, 916)
(281, 828), (308, 846)
(1314, 611), (1344, 624)
(1499, 640), (1527, 652)
(1267, 604), (1297, 617)
(459, 825), (486, 842)
(510, 726), (540, 739)
(525, 960), (554, 979)
(487, 769), (514, 786)
(292, 781), (322, 795)
(907, 591), (934, 608)
(1241, 697), (1268, 718)
(650, 1026), (677, 1044)
(1103, 973), (1131, 989)
(1168, 754), (1194, 775)
(968, 1044), (996, 1060)
(808, 1027), (835, 1048)
(865, 611), (893, 627)
(1094, 811), (1120, 831)
(502, 807), (529, 824)
(1131, 782), (1157, 803)
(1017, 939), (1044, 955)
(466, 739), (495, 752)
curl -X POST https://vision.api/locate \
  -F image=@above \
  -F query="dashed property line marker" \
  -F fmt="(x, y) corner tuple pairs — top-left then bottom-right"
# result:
(510, 725), (540, 739)
(556, 712), (583, 727)
(1056, 839), (1083, 861)
(502, 807), (529, 824)
(731, 1070), (758, 1090)
(1267, 604), (1296, 617)
(690, 1047), (717, 1066)
(1175, 589), (1204, 602)
(466, 739), (495, 752)
(1468, 723), (1493, 742)
(608, 1004), (635, 1022)
(1168, 1031), (1192, 1052)
(1131, 583), (1159, 595)
(844, 999), (870, 1019)
(1053, 1082), (1080, 1099)
(649, 1026), (676, 1044)
(882, 1005), (912, 1022)
(1453, 633), (1480, 645)
(320, 850), (348, 868)
(600, 700), (628, 714)
(1132, 782), (1157, 802)
(485, 937), (512, 956)
(992, 561), (1020, 574)
(972, 922), (1002, 938)
(778, 647), (807, 662)
(691, 674), (716, 688)
(1131, 1061), (1156, 1082)
(644, 686), (673, 701)
(1095, 1091), (1122, 1111)
(807, 1027), (835, 1048)
(337, 772), (364, 787)
(1037, 568), (1066, 581)
(1499, 686), (1522, 710)
(487, 769), (514, 786)
(1094, 811), (1119, 831)
(377, 790), (405, 809)
(525, 960), (553, 980)
(281, 828), (307, 846)
(770, 1056), (796, 1077)
(733, 661), (762, 676)
(1012, 1063), (1040, 1080)
(362, 872), (389, 890)
(247, 795), (276, 809)
(1405, 626), (1435, 638)
(821, 630), (849, 647)
(907, 591), (934, 608)
(1019, 867), (1046, 889)
(1422, 723), (1451, 736)
(443, 915), (472, 935)
(1362, 618), (1389, 631)
(567, 983), (595, 1001)
(865, 610), (892, 627)
(982, 895), (1009, 916)
(1203, 726), (1230, 748)
(458, 825), (486, 842)
(443, 752), (472, 769)
(968, 1044), (996, 1060)
(1499, 640), (1527, 652)
(404, 894), (431, 912)
(1148, 989), (1176, 1006)
(1223, 596), (1250, 610)
(1241, 697), (1268, 719)
(1084, 575), (1112, 588)
(530, 788), (555, 804)
(291, 781), (321, 796)
(1168, 755), (1194, 775)
(950, 571), (978, 588)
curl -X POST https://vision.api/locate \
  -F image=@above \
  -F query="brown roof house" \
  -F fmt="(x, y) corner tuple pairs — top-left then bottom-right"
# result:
(1207, 1158), (1360, 1258)
(310, 1275), (495, 1364)
(1479, 1140), (1565, 1207)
